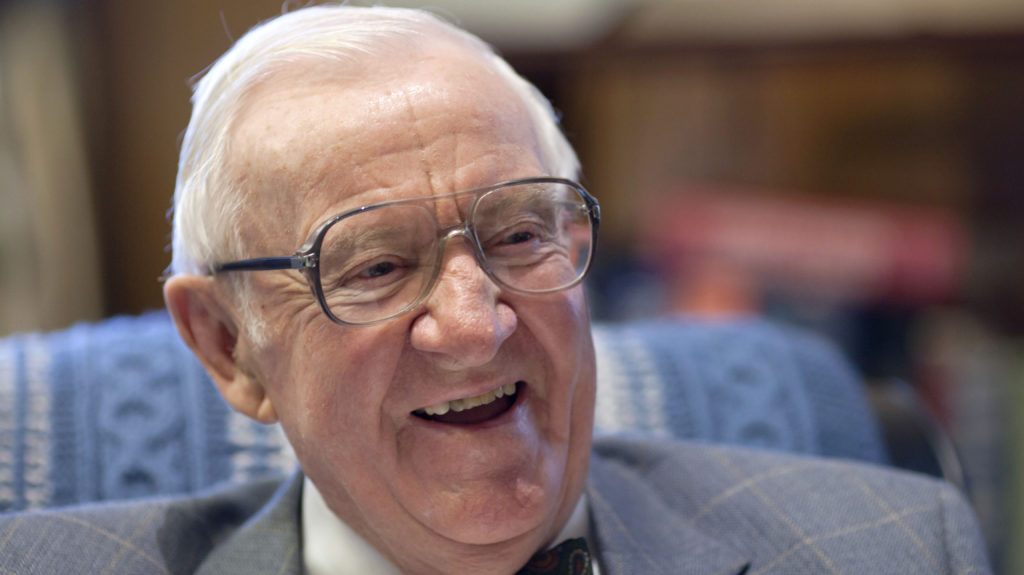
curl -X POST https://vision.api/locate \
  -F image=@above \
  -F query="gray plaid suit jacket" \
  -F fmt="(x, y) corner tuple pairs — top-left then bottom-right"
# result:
(0, 438), (991, 574)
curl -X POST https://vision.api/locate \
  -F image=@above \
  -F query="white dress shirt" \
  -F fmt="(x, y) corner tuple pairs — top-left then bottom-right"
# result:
(302, 476), (600, 574)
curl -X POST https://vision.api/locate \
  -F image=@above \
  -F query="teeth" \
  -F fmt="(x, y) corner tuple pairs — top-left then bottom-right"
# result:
(420, 383), (518, 416)
(423, 402), (450, 416)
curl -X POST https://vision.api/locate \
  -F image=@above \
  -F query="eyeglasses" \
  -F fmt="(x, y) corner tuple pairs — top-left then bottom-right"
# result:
(209, 177), (600, 326)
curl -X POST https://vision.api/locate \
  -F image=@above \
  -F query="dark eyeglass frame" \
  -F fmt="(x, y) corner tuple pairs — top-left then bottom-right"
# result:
(208, 177), (600, 326)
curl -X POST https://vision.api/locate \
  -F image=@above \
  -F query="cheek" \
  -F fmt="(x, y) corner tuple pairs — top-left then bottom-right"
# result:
(557, 289), (596, 452)
(262, 322), (406, 448)
(517, 288), (595, 434)
(529, 287), (592, 380)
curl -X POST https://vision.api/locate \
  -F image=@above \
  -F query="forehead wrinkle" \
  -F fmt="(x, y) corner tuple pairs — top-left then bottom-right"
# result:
(396, 83), (446, 204)
(395, 78), (543, 229)
(227, 46), (548, 256)
(293, 84), (453, 220)
(228, 86), (409, 252)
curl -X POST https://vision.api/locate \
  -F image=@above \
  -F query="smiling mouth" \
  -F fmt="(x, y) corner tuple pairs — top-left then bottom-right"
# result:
(413, 382), (520, 425)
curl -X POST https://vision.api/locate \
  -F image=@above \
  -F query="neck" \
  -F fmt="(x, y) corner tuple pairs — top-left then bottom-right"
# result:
(302, 476), (590, 575)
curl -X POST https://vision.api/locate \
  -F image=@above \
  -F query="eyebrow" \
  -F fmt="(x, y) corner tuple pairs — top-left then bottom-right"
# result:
(318, 218), (429, 259)
(475, 186), (565, 222)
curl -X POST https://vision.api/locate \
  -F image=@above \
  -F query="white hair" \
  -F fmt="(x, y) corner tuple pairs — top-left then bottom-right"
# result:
(167, 5), (579, 341)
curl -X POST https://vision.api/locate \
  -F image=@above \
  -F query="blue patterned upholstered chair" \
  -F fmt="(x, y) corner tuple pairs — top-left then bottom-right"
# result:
(0, 311), (890, 512)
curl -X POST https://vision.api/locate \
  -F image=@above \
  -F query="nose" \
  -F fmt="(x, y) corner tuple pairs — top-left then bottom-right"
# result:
(409, 243), (517, 368)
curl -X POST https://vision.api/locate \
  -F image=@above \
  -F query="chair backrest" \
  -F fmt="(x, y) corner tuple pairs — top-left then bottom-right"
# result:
(0, 311), (887, 512)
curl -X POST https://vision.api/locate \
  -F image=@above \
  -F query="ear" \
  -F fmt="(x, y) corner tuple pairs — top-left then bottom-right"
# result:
(163, 275), (279, 424)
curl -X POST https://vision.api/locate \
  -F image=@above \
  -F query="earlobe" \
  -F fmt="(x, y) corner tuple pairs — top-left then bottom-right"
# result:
(163, 276), (279, 424)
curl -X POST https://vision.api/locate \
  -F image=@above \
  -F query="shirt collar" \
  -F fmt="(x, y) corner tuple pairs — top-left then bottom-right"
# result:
(302, 476), (599, 575)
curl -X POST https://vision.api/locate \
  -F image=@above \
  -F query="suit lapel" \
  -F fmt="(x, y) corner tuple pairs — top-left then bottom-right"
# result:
(588, 451), (749, 575)
(196, 471), (305, 575)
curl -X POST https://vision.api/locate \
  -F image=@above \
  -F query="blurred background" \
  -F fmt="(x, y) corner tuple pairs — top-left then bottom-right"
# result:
(0, 0), (1021, 570)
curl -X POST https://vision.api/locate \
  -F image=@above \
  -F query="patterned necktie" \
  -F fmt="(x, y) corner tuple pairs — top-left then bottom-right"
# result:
(517, 537), (593, 575)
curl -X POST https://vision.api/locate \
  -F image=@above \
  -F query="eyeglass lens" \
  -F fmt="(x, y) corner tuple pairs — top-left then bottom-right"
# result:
(315, 181), (593, 324)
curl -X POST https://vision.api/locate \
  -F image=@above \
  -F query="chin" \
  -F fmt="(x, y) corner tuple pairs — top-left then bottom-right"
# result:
(412, 459), (568, 547)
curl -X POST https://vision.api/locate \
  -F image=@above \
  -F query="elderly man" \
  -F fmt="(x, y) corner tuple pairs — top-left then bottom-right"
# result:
(0, 5), (991, 575)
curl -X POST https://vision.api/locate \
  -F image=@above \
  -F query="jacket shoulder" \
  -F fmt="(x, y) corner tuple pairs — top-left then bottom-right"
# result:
(0, 475), (287, 575)
(590, 437), (991, 574)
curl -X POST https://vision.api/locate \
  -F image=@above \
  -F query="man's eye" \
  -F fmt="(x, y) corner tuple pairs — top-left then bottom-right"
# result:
(330, 255), (412, 291)
(505, 230), (535, 245)
(360, 261), (398, 278)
